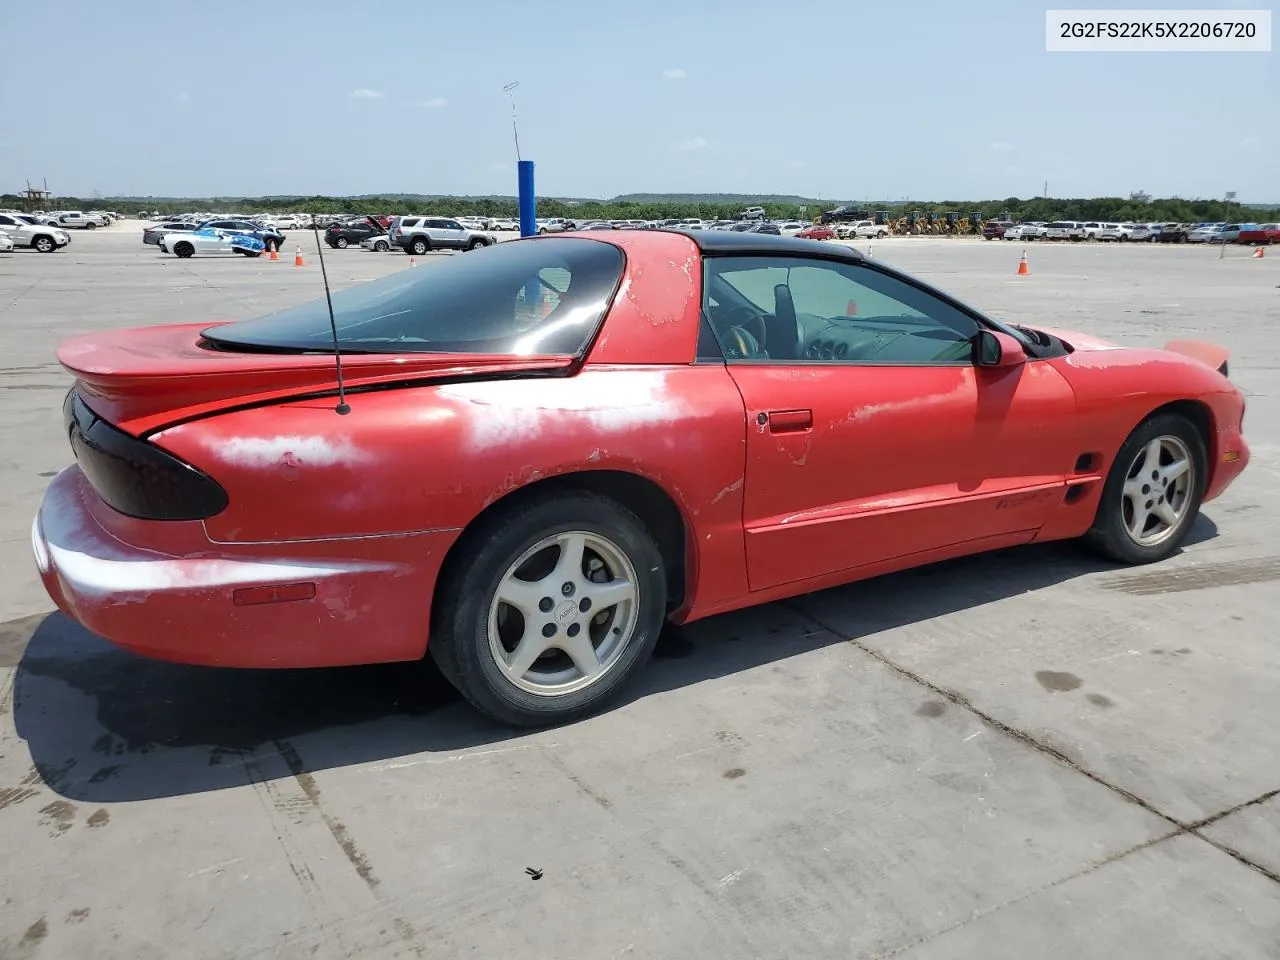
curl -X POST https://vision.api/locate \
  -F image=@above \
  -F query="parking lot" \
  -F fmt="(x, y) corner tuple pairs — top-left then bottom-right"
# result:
(1, 224), (1278, 958)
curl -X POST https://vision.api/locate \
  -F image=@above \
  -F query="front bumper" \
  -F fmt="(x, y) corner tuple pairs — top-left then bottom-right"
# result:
(33, 467), (452, 668)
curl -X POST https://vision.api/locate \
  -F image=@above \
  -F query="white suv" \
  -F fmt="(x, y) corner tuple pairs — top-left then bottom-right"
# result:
(0, 212), (71, 252)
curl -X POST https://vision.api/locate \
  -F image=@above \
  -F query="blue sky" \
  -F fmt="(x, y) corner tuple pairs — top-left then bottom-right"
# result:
(1, 0), (1274, 201)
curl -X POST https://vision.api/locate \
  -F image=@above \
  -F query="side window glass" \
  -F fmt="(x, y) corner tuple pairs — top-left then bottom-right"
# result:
(696, 311), (725, 361)
(705, 256), (980, 365)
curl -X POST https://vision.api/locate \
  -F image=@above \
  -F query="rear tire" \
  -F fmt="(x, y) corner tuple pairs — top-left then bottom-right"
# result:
(410, 237), (429, 256)
(1084, 413), (1206, 565)
(430, 492), (667, 727)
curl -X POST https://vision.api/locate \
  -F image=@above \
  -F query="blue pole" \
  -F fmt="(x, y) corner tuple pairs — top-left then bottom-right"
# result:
(518, 160), (536, 238)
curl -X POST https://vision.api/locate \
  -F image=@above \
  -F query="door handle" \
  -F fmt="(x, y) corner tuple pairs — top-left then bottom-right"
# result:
(765, 409), (813, 433)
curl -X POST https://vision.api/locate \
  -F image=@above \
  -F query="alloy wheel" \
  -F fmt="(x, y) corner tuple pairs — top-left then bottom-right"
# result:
(1121, 435), (1194, 546)
(487, 530), (640, 696)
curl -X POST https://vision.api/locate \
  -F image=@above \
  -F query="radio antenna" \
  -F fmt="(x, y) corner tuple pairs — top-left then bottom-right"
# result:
(311, 219), (351, 415)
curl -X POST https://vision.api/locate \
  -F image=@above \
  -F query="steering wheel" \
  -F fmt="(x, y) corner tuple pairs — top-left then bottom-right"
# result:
(718, 305), (767, 349)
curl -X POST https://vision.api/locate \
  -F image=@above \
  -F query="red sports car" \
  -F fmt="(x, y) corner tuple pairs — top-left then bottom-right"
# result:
(795, 224), (835, 241)
(33, 230), (1249, 726)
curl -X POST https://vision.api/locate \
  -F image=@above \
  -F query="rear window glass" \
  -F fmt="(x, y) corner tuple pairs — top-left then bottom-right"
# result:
(202, 237), (625, 356)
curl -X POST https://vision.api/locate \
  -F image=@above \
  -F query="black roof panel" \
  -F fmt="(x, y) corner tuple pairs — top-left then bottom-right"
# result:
(662, 228), (864, 260)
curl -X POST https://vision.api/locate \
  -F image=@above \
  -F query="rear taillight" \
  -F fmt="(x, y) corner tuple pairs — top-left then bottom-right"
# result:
(64, 390), (228, 521)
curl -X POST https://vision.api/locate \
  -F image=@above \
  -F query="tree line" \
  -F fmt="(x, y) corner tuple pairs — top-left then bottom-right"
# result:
(4, 193), (1274, 224)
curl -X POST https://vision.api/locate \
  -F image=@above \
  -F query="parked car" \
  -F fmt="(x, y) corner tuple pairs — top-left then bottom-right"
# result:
(159, 228), (266, 258)
(1238, 223), (1280, 245)
(836, 219), (888, 240)
(488, 218), (518, 231)
(34, 230), (1250, 727)
(325, 217), (385, 249)
(199, 219), (286, 250)
(795, 224), (835, 241)
(142, 221), (197, 245)
(359, 233), (393, 252)
(1097, 223), (1135, 242)
(0, 212), (71, 252)
(744, 222), (781, 235)
(1042, 221), (1084, 241)
(55, 211), (107, 230)
(1187, 225), (1224, 243)
(1005, 223), (1046, 241)
(1156, 223), (1191, 243)
(0, 232), (13, 253)
(536, 218), (575, 234)
(982, 220), (1013, 240)
(392, 216), (498, 254)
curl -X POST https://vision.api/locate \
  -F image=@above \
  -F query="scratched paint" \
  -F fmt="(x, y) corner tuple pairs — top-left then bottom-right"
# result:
(212, 435), (371, 468)
(438, 371), (689, 451)
(35, 469), (398, 598)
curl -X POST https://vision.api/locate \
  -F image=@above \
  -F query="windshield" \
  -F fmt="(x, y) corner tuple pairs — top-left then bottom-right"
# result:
(202, 237), (625, 356)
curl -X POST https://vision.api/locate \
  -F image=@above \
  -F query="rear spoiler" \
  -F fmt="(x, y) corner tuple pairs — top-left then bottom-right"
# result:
(1163, 339), (1230, 377)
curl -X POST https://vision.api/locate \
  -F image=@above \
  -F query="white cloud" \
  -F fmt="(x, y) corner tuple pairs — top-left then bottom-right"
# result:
(419, 97), (448, 108)
(1241, 135), (1262, 146)
(485, 162), (508, 172)
(787, 160), (805, 169)
(349, 88), (384, 100)
(174, 92), (192, 104)
(990, 140), (1016, 153)
(675, 136), (708, 152)
(662, 68), (688, 80)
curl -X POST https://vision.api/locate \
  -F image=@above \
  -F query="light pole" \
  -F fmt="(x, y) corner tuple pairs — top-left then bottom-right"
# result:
(504, 80), (536, 237)
(503, 81), (522, 163)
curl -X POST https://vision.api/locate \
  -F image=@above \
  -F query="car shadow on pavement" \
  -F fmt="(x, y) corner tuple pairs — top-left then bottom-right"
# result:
(12, 516), (1216, 803)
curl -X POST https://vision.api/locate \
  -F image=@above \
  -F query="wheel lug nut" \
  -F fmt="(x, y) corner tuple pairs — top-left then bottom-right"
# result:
(542, 623), (556, 638)
(567, 623), (581, 637)
(539, 597), (554, 612)
(561, 582), (575, 597)
(1151, 470), (1159, 481)
(579, 598), (592, 612)
(1145, 499), (1153, 509)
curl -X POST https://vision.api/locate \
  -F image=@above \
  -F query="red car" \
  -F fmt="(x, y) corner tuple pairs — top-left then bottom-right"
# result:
(795, 224), (835, 241)
(1238, 223), (1279, 245)
(33, 230), (1249, 726)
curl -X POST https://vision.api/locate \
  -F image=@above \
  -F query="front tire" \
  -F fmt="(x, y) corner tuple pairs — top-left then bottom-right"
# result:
(1085, 412), (1206, 564)
(335, 237), (348, 248)
(173, 241), (195, 258)
(430, 492), (667, 727)
(34, 236), (55, 253)
(374, 240), (389, 252)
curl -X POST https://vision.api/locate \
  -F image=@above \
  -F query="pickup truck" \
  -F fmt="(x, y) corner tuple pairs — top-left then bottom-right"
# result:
(835, 219), (888, 239)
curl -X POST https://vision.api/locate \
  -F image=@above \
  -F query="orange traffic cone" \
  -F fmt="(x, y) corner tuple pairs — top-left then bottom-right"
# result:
(1254, 246), (1265, 259)
(293, 244), (304, 267)
(409, 256), (416, 267)
(267, 241), (278, 261)
(1016, 249), (1030, 275)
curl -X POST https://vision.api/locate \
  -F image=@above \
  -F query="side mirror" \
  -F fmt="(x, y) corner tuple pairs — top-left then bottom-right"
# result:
(975, 329), (1027, 368)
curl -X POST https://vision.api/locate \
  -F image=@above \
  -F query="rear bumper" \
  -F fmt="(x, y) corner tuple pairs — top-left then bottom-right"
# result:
(33, 467), (454, 668)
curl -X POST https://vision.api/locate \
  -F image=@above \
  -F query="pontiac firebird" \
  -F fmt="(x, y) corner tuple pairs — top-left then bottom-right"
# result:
(32, 230), (1249, 726)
